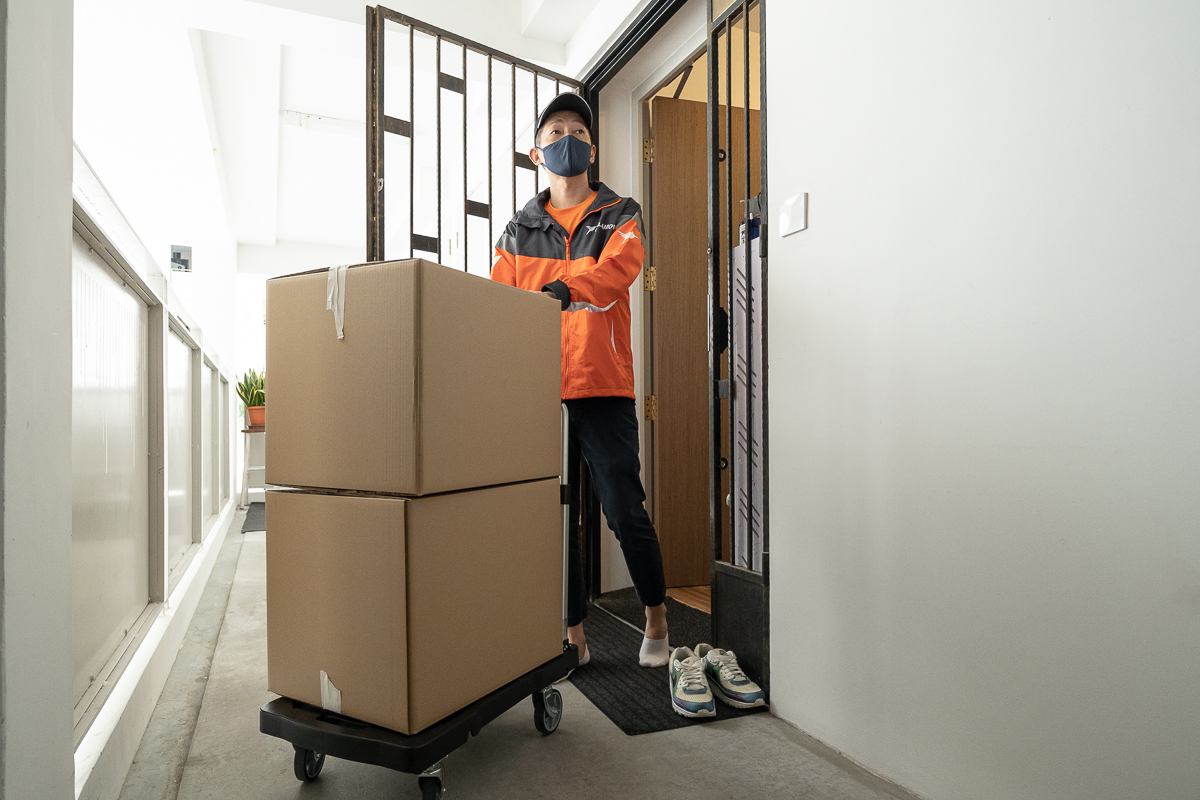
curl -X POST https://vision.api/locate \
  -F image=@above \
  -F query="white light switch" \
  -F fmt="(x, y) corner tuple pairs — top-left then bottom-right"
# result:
(779, 192), (808, 236)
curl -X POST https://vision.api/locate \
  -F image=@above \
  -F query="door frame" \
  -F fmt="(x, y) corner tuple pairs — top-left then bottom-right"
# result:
(707, 0), (769, 690)
(582, 0), (771, 692)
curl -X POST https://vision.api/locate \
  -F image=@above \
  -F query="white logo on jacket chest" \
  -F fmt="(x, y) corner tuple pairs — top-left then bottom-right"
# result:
(585, 223), (615, 234)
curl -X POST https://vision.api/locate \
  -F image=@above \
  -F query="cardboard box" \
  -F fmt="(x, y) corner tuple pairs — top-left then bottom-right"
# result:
(265, 479), (563, 734)
(265, 259), (561, 496)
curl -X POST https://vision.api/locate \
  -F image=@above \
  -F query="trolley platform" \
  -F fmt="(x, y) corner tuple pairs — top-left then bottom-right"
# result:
(260, 644), (578, 799)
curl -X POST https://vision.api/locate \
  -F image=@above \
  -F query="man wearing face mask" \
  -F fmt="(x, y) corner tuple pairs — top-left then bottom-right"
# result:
(492, 93), (670, 671)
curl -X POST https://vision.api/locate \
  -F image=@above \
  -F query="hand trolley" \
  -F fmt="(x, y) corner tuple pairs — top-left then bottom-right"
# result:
(260, 405), (577, 799)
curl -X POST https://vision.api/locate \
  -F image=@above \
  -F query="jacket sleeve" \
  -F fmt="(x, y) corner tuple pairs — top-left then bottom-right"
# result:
(490, 223), (518, 286)
(558, 205), (645, 312)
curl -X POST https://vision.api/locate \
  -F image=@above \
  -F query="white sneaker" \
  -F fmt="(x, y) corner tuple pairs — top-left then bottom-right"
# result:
(668, 646), (716, 718)
(694, 644), (765, 708)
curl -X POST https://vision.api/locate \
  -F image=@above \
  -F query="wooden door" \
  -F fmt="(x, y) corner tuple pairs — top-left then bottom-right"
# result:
(650, 97), (711, 588)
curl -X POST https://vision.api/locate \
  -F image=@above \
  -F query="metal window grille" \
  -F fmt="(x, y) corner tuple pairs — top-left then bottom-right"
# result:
(707, 0), (768, 574)
(366, 7), (580, 274)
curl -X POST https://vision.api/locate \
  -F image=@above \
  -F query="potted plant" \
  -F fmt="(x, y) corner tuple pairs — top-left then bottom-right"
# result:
(237, 368), (266, 428)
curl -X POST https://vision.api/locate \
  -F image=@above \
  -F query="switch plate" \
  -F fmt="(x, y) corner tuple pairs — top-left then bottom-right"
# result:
(779, 192), (808, 236)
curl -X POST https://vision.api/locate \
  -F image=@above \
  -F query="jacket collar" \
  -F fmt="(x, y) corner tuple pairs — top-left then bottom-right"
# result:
(515, 181), (622, 230)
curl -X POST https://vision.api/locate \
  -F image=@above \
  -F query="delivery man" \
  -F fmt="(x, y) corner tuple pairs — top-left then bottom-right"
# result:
(491, 93), (669, 669)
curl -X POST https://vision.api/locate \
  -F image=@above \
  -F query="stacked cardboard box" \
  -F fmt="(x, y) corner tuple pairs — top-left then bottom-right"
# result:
(264, 259), (563, 734)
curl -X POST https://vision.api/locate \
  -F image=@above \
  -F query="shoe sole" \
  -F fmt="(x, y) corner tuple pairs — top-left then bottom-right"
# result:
(671, 700), (716, 718)
(711, 684), (766, 709)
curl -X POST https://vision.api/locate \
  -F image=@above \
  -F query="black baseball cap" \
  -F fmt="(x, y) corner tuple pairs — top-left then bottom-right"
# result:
(536, 92), (593, 137)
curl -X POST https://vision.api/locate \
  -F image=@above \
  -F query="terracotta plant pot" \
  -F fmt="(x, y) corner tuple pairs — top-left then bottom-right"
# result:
(247, 406), (266, 427)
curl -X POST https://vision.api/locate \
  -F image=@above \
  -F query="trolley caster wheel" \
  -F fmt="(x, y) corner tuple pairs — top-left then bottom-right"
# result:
(532, 685), (563, 734)
(418, 775), (444, 800)
(418, 761), (446, 799)
(293, 746), (325, 782)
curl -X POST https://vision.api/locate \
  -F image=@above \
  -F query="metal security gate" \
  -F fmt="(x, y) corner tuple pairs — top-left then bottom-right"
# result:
(708, 0), (769, 690)
(364, 5), (612, 598)
(365, 7), (580, 269)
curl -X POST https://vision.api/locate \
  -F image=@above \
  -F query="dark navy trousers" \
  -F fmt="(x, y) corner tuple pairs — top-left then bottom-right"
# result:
(565, 397), (667, 627)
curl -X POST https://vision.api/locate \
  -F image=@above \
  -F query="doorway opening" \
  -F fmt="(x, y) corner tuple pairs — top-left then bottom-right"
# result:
(638, 0), (766, 681)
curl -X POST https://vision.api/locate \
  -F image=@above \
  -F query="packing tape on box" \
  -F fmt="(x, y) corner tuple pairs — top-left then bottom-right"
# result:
(326, 264), (349, 339)
(319, 669), (343, 713)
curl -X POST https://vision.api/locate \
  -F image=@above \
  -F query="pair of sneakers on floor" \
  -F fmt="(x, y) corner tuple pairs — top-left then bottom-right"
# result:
(668, 644), (766, 718)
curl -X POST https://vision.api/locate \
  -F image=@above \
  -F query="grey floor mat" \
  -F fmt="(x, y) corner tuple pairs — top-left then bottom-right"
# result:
(568, 604), (765, 736)
(594, 587), (713, 651)
(241, 502), (265, 533)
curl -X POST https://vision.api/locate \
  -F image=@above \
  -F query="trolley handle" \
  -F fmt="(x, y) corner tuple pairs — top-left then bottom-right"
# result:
(560, 403), (570, 642)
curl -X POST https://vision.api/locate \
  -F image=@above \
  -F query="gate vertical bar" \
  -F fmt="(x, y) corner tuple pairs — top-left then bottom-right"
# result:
(463, 45), (468, 270)
(743, 3), (753, 567)
(436, 36), (442, 261)
(488, 56), (493, 265)
(376, 12), (385, 260)
(511, 63), (517, 220)
(706, 0), (723, 594)
(366, 6), (381, 261)
(724, 15), (734, 567)
(757, 0), (770, 694)
(409, 23), (414, 258)
(533, 74), (540, 194)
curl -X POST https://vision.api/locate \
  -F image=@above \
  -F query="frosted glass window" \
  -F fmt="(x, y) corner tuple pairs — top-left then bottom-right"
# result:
(201, 363), (213, 524)
(71, 231), (149, 705)
(220, 378), (230, 502)
(167, 329), (194, 574)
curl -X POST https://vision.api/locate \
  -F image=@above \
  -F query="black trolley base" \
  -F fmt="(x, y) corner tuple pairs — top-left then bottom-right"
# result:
(260, 644), (579, 799)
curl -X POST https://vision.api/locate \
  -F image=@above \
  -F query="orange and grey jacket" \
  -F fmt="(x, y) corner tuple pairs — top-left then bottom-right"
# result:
(491, 182), (645, 400)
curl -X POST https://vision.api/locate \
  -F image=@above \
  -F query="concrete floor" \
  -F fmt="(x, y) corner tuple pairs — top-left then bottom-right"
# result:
(121, 513), (916, 800)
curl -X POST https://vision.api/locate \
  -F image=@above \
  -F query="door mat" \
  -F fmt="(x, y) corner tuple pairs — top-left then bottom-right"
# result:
(241, 502), (265, 533)
(595, 588), (712, 652)
(568, 604), (765, 736)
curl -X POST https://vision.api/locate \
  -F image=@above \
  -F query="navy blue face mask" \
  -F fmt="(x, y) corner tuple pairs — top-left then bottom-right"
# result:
(537, 134), (592, 177)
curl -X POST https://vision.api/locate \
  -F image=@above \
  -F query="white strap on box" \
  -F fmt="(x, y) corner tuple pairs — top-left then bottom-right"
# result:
(326, 264), (350, 339)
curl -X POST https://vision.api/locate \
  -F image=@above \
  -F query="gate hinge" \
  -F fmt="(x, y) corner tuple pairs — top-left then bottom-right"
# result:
(643, 137), (654, 163)
(717, 379), (730, 399)
(645, 395), (658, 421)
(643, 265), (657, 291)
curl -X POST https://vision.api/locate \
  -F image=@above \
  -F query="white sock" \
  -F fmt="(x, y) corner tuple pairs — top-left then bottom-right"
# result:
(639, 635), (670, 667)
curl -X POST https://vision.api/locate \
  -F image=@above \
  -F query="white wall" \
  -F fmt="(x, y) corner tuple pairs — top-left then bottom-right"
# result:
(74, 0), (238, 363)
(597, 0), (707, 593)
(2, 0), (77, 797)
(766, 3), (1200, 799)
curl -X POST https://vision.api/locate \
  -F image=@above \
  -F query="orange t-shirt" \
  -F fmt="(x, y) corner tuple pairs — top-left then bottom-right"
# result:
(545, 190), (599, 239)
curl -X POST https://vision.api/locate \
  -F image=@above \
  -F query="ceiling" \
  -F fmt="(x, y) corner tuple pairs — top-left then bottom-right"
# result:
(188, 0), (650, 263)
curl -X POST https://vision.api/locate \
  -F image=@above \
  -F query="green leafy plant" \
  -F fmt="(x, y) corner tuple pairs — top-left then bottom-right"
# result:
(236, 368), (266, 408)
